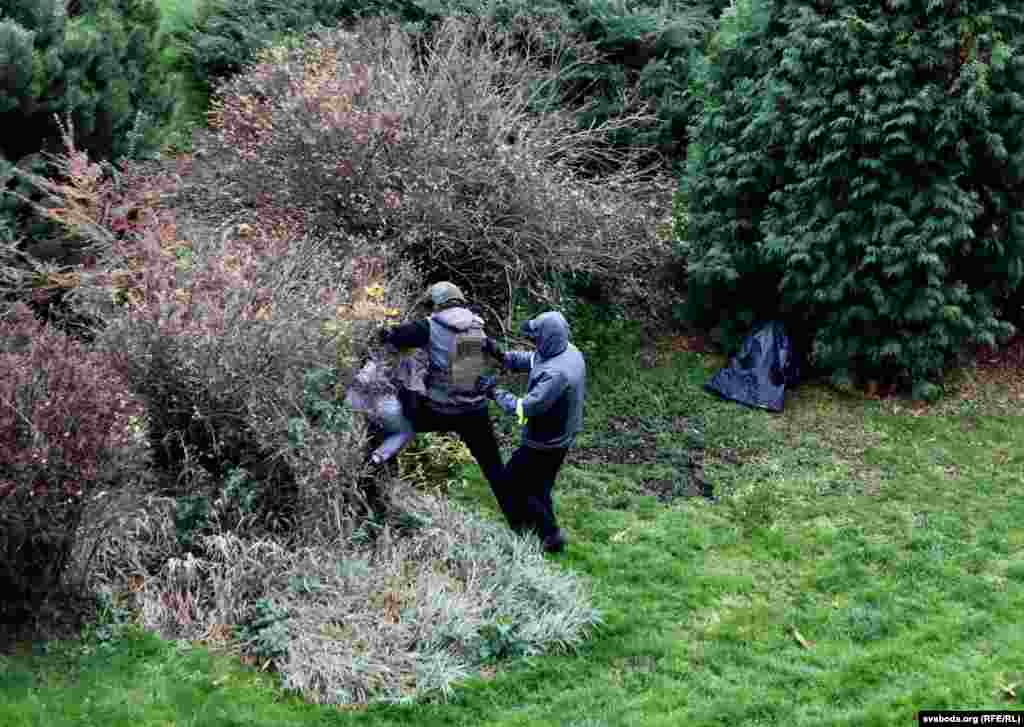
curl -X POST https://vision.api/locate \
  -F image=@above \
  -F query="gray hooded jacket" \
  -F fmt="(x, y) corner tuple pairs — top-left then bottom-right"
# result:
(499, 312), (586, 450)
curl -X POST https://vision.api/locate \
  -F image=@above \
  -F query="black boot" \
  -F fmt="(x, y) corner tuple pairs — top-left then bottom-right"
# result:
(541, 529), (568, 554)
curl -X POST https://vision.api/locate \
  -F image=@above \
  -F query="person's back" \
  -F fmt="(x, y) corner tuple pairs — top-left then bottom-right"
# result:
(424, 304), (489, 415)
(376, 281), (505, 504)
(345, 358), (415, 465)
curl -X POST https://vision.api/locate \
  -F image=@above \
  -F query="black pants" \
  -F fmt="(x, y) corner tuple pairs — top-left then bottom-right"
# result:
(411, 404), (506, 509)
(502, 445), (568, 539)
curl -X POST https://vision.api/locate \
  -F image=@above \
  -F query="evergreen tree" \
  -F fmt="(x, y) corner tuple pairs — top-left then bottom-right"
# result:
(682, 0), (1024, 395)
(0, 0), (172, 165)
(558, 0), (717, 163)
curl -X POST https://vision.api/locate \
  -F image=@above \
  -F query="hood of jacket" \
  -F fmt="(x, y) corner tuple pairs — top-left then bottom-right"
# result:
(432, 306), (481, 331)
(521, 311), (570, 359)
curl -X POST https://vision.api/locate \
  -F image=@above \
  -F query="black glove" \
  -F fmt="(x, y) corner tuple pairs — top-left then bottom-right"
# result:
(377, 326), (394, 345)
(482, 336), (505, 363)
(476, 374), (498, 398)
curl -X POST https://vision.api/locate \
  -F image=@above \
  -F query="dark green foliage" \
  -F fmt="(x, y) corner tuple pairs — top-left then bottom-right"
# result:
(0, 0), (174, 257)
(682, 0), (1024, 391)
(173, 494), (211, 549)
(178, 0), (429, 93)
(535, 271), (643, 365)
(476, 620), (528, 662)
(562, 0), (714, 164)
(0, 0), (173, 164)
(236, 599), (290, 662)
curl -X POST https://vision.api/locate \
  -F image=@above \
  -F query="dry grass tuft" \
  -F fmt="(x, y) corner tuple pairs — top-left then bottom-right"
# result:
(132, 482), (598, 705)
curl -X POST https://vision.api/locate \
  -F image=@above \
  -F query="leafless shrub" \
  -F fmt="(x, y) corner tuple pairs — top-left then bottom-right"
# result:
(9, 126), (423, 541)
(209, 16), (673, 329)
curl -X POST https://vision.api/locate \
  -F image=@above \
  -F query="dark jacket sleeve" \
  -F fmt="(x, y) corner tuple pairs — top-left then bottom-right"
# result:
(386, 320), (430, 349)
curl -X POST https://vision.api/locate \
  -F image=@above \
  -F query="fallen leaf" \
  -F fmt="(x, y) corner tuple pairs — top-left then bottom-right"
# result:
(791, 627), (813, 650)
(611, 526), (635, 543)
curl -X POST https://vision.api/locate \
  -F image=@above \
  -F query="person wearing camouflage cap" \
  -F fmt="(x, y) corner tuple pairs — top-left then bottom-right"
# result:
(377, 282), (510, 517)
(424, 281), (465, 308)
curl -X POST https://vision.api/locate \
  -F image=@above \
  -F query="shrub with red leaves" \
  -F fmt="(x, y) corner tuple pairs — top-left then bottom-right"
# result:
(11, 117), (419, 547)
(209, 36), (402, 238)
(0, 303), (146, 616)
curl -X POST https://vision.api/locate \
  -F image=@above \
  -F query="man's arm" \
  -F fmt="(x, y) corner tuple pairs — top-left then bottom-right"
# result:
(518, 370), (567, 418)
(382, 320), (430, 349)
(492, 369), (566, 420)
(502, 350), (534, 372)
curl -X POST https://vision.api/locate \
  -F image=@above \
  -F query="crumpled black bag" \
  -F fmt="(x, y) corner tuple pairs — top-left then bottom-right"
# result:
(704, 322), (800, 413)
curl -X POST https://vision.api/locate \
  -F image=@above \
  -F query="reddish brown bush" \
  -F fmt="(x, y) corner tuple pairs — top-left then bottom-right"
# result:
(12, 126), (420, 542)
(0, 303), (145, 615)
(208, 37), (403, 239)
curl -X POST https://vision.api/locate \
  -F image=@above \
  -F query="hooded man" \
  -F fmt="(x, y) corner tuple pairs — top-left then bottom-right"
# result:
(478, 311), (586, 553)
(377, 282), (506, 506)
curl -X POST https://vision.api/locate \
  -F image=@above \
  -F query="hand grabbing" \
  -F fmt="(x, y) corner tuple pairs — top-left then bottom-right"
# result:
(476, 374), (498, 398)
(482, 337), (505, 363)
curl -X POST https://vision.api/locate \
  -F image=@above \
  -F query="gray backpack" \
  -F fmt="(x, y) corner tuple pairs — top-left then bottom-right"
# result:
(426, 308), (488, 408)
(436, 316), (487, 392)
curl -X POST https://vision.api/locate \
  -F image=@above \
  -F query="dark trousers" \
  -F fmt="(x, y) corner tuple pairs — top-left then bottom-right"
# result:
(411, 404), (506, 506)
(502, 445), (568, 539)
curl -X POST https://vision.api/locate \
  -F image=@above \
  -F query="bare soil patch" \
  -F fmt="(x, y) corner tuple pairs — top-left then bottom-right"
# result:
(574, 414), (714, 502)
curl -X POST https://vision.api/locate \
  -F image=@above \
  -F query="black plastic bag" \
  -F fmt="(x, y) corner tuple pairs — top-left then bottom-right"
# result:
(704, 322), (800, 413)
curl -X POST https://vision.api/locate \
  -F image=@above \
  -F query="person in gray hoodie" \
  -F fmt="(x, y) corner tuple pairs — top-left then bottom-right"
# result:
(478, 311), (586, 553)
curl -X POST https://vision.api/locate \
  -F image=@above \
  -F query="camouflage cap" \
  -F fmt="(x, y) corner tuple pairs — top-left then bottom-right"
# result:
(426, 281), (466, 307)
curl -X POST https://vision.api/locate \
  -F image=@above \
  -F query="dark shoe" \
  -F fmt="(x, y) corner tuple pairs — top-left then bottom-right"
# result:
(542, 529), (568, 554)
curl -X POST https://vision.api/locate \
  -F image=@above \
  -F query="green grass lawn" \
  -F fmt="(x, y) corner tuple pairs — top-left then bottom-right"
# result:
(157, 0), (202, 35)
(2, 340), (1022, 726)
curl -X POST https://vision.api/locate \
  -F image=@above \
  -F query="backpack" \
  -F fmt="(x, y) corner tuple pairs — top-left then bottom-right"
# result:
(429, 310), (488, 394)
(445, 321), (487, 392)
